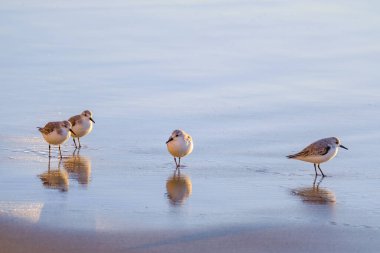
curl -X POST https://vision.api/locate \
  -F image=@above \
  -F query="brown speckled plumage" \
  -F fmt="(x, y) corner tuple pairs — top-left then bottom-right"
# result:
(68, 115), (82, 127)
(38, 122), (62, 135)
(287, 137), (338, 159)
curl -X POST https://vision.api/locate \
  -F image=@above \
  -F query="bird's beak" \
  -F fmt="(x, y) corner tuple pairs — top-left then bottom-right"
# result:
(90, 117), (95, 123)
(340, 144), (348, 150)
(166, 137), (173, 144)
(70, 129), (77, 136)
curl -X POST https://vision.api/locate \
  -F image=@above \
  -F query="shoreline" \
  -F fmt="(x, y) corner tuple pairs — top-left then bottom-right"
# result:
(1, 217), (379, 253)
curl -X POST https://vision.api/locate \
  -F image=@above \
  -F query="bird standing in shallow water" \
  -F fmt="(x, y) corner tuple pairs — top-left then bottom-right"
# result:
(68, 110), (95, 149)
(166, 129), (193, 168)
(287, 137), (348, 177)
(38, 121), (76, 158)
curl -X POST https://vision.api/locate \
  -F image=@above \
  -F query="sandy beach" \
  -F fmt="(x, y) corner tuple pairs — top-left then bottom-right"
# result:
(1, 0), (380, 252)
(1, 216), (379, 253)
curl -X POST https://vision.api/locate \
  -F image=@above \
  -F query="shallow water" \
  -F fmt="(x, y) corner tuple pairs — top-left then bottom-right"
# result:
(0, 0), (380, 234)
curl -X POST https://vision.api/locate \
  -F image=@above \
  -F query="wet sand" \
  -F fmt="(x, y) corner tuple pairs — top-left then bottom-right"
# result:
(1, 217), (379, 253)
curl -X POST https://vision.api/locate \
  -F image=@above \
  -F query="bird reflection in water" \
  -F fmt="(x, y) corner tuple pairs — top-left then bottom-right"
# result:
(292, 176), (336, 205)
(63, 149), (91, 185)
(39, 158), (69, 192)
(166, 170), (192, 205)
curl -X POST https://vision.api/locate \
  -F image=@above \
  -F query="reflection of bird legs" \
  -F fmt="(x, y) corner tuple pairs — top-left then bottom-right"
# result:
(72, 148), (80, 157)
(316, 176), (324, 189)
(173, 168), (181, 178)
(312, 174), (325, 190)
(58, 158), (62, 170)
(312, 174), (317, 188)
(48, 156), (51, 172)
(47, 157), (62, 173)
(58, 145), (63, 159)
(70, 148), (80, 172)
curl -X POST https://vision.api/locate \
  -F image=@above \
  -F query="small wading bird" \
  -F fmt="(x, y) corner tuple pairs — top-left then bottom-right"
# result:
(38, 121), (76, 158)
(166, 129), (193, 168)
(68, 110), (95, 148)
(287, 137), (348, 177)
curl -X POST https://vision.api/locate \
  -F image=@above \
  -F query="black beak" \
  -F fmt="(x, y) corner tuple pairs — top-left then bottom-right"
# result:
(90, 117), (95, 123)
(166, 137), (173, 144)
(70, 129), (77, 136)
(340, 144), (348, 150)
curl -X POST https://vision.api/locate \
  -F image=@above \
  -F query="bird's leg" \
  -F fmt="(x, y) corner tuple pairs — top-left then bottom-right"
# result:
(58, 158), (62, 170)
(78, 138), (82, 148)
(58, 145), (62, 159)
(313, 163), (318, 176)
(178, 157), (181, 168)
(73, 138), (78, 149)
(174, 157), (178, 168)
(49, 145), (51, 158)
(317, 164), (326, 177)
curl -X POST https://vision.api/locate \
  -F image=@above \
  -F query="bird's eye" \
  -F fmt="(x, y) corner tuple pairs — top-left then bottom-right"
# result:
(176, 135), (179, 137)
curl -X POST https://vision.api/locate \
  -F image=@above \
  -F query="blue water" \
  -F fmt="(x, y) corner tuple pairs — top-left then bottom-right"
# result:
(0, 0), (380, 232)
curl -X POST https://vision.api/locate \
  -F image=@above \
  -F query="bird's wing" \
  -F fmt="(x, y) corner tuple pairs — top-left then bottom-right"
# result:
(68, 115), (81, 127)
(39, 122), (60, 135)
(318, 146), (331, 156)
(287, 148), (311, 159)
(309, 140), (332, 156)
(287, 140), (330, 158)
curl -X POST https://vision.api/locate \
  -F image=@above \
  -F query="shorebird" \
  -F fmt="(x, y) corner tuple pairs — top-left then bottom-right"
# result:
(68, 110), (95, 148)
(38, 121), (76, 158)
(287, 137), (348, 177)
(166, 129), (193, 168)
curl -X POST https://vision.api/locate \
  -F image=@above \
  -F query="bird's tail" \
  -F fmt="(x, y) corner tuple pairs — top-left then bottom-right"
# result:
(37, 127), (43, 133)
(286, 154), (297, 159)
